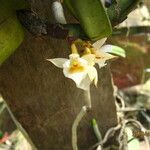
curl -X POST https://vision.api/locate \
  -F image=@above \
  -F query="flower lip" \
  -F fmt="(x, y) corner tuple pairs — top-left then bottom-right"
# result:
(69, 62), (86, 73)
(68, 56), (88, 74)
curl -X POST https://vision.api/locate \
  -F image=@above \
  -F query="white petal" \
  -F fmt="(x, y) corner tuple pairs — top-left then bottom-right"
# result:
(63, 57), (88, 69)
(87, 66), (98, 86)
(92, 38), (107, 50)
(96, 51), (115, 60)
(47, 58), (68, 68)
(63, 69), (88, 89)
(77, 58), (89, 66)
(63, 60), (71, 68)
(63, 61), (88, 87)
(95, 51), (114, 68)
(82, 54), (95, 66)
(77, 75), (91, 90)
(97, 59), (107, 68)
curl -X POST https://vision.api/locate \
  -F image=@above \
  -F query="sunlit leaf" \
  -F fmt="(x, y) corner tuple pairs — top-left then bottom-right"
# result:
(0, 15), (24, 65)
(64, 0), (112, 41)
(101, 45), (126, 57)
(0, 0), (28, 64)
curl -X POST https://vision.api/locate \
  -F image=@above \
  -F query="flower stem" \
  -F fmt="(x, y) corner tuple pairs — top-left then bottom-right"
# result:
(72, 106), (87, 150)
(72, 88), (92, 150)
(84, 88), (91, 109)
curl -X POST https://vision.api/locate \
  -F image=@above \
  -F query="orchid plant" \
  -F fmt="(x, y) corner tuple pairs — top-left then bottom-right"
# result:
(47, 37), (125, 150)
(47, 38), (125, 91)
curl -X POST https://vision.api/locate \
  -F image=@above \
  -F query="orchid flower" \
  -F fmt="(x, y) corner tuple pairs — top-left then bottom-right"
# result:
(80, 38), (125, 69)
(47, 38), (125, 90)
(47, 53), (98, 90)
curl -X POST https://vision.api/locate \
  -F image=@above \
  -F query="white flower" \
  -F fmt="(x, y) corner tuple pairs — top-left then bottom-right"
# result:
(47, 54), (98, 90)
(47, 38), (125, 90)
(79, 38), (125, 69)
(92, 38), (125, 67)
(83, 38), (115, 68)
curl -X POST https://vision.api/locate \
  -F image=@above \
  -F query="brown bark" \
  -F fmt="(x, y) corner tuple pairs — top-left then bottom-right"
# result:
(0, 1), (118, 149)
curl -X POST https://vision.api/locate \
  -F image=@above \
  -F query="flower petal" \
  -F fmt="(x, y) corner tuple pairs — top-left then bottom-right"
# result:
(95, 51), (114, 68)
(100, 44), (126, 57)
(82, 54), (95, 66)
(62, 56), (90, 90)
(96, 51), (116, 60)
(92, 38), (107, 50)
(47, 58), (68, 68)
(77, 75), (91, 90)
(96, 59), (107, 68)
(87, 66), (98, 86)
(63, 60), (88, 88)
(63, 69), (88, 90)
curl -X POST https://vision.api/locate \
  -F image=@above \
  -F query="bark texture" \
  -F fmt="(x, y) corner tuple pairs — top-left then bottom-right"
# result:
(0, 0), (118, 149)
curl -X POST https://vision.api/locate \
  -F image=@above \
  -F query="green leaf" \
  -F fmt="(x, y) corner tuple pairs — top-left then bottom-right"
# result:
(109, 46), (126, 58)
(92, 118), (102, 141)
(100, 45), (126, 57)
(64, 0), (112, 41)
(0, 0), (27, 65)
(107, 0), (140, 26)
(0, 0), (29, 22)
(0, 15), (25, 65)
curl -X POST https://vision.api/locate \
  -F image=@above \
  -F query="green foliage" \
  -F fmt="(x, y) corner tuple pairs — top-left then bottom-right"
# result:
(108, 45), (126, 57)
(0, 0), (28, 22)
(0, 16), (24, 65)
(0, 0), (28, 65)
(0, 131), (3, 139)
(64, 0), (112, 41)
(107, 0), (140, 25)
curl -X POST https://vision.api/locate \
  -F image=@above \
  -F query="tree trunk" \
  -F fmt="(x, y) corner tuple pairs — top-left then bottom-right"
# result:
(0, 1), (118, 149)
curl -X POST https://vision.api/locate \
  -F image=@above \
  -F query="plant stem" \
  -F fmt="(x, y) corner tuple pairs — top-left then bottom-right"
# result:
(72, 106), (87, 150)
(84, 88), (91, 109)
(92, 119), (102, 142)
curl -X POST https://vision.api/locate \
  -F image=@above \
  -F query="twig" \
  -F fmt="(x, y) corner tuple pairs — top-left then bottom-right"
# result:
(118, 120), (127, 150)
(72, 106), (87, 150)
(117, 107), (145, 112)
(116, 95), (125, 109)
(141, 111), (150, 124)
(89, 124), (121, 150)
(102, 124), (121, 145)
(126, 119), (150, 150)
